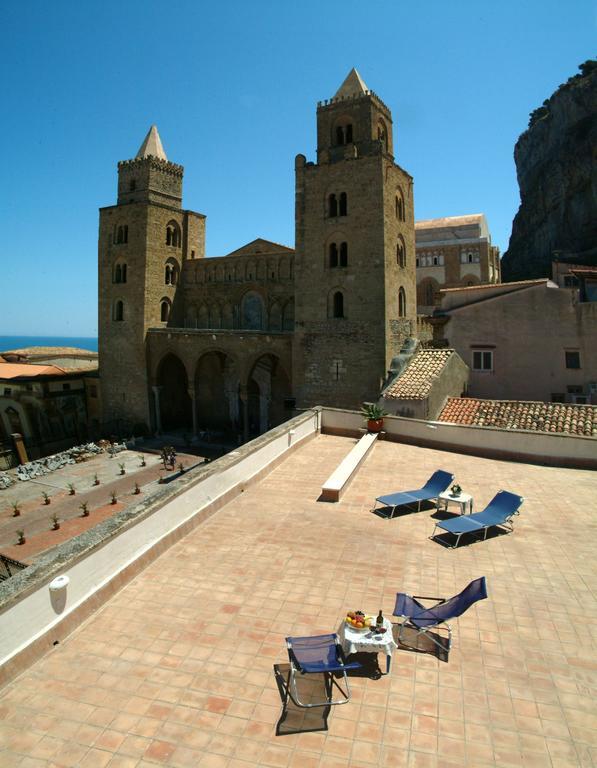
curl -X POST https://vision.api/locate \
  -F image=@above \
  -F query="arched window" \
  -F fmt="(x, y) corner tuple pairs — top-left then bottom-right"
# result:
(333, 291), (344, 319)
(115, 225), (128, 245)
(121, 264), (127, 283)
(164, 259), (179, 285)
(396, 237), (406, 268)
(165, 265), (173, 285)
(241, 291), (265, 330)
(328, 193), (338, 217)
(114, 264), (122, 284)
(425, 282), (434, 306)
(113, 300), (124, 322)
(340, 242), (348, 267)
(166, 220), (181, 247)
(160, 300), (170, 322)
(398, 288), (406, 318)
(129, 179), (136, 192)
(395, 189), (405, 221)
(329, 243), (338, 268)
(335, 126), (345, 146)
(339, 192), (347, 216)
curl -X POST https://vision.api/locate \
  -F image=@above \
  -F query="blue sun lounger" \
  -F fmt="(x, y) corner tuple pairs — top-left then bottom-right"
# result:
(393, 576), (488, 651)
(374, 470), (454, 519)
(432, 490), (523, 547)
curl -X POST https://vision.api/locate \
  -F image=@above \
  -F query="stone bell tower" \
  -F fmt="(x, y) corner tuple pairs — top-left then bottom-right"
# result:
(98, 126), (205, 431)
(293, 69), (416, 409)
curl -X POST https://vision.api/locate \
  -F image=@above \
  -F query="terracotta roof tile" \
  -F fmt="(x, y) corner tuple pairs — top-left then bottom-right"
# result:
(415, 214), (484, 229)
(384, 349), (454, 400)
(438, 397), (597, 438)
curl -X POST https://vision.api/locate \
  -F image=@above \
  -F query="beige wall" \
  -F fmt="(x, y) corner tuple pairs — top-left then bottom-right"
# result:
(441, 284), (597, 401)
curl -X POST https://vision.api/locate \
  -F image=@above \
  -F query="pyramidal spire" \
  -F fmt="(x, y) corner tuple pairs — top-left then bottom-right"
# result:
(334, 68), (369, 99)
(136, 125), (167, 161)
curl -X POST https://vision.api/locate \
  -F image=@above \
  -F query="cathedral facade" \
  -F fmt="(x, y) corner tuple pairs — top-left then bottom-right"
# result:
(98, 70), (416, 440)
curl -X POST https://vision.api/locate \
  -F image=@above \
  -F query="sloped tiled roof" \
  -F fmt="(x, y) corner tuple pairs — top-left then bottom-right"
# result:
(438, 397), (597, 437)
(0, 363), (68, 380)
(384, 349), (454, 400)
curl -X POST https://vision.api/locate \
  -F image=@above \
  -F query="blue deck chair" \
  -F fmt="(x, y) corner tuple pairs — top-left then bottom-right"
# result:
(285, 633), (361, 707)
(374, 469), (454, 519)
(432, 490), (524, 547)
(393, 577), (488, 651)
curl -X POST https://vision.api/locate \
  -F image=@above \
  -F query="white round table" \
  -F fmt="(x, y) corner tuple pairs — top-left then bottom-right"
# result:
(339, 617), (397, 674)
(437, 490), (473, 515)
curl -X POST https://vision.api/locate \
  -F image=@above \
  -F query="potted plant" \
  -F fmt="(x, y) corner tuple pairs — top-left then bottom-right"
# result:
(16, 529), (25, 545)
(51, 514), (60, 530)
(68, 483), (76, 496)
(11, 501), (21, 517)
(80, 502), (90, 517)
(42, 491), (51, 505)
(134, 482), (141, 495)
(118, 462), (126, 476)
(450, 484), (462, 497)
(93, 474), (100, 486)
(110, 491), (118, 505)
(139, 455), (146, 467)
(361, 403), (388, 433)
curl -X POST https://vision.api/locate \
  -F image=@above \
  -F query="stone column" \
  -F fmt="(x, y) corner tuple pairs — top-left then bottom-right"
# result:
(152, 386), (162, 434)
(238, 384), (249, 444)
(188, 388), (198, 438)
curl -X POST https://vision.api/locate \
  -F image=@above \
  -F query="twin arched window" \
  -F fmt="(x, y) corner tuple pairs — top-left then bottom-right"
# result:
(112, 300), (124, 322)
(165, 262), (178, 285)
(113, 263), (127, 283)
(114, 225), (128, 244)
(166, 220), (181, 247)
(329, 242), (348, 268)
(395, 190), (405, 221)
(328, 192), (348, 218)
(398, 288), (407, 318)
(377, 121), (388, 152)
(335, 123), (353, 145)
(396, 237), (406, 268)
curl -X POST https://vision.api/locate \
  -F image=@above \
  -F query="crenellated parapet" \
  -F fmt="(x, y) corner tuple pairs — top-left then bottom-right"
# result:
(118, 155), (184, 178)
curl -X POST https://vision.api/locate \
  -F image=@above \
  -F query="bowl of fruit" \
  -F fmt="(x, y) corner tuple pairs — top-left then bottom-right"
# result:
(345, 611), (372, 631)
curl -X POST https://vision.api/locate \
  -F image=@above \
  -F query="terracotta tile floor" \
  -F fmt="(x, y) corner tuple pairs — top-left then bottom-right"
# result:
(1, 435), (596, 767)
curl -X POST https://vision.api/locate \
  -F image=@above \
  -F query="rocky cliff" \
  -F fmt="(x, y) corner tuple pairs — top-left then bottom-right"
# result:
(501, 61), (597, 281)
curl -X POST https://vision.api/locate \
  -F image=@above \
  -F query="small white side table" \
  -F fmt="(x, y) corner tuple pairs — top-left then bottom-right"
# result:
(437, 490), (473, 515)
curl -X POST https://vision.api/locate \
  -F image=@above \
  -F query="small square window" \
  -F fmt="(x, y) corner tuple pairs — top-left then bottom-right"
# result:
(472, 350), (493, 371)
(565, 350), (580, 369)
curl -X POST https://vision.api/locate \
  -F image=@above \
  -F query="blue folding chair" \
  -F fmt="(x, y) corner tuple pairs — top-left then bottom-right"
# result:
(374, 470), (454, 519)
(393, 577), (488, 652)
(285, 633), (361, 707)
(432, 490), (524, 547)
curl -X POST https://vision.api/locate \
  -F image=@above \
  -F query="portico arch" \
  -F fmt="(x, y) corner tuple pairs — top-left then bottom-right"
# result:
(194, 351), (239, 435)
(156, 353), (192, 433)
(244, 354), (292, 439)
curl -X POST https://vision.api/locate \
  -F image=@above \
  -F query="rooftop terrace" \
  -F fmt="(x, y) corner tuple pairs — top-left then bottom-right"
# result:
(1, 421), (595, 767)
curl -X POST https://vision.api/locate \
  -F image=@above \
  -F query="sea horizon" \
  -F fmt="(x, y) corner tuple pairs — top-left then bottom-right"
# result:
(0, 335), (98, 353)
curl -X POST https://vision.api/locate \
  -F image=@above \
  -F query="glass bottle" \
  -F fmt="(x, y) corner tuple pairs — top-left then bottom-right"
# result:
(376, 610), (383, 629)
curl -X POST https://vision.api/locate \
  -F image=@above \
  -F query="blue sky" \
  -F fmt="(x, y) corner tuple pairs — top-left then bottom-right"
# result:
(1, 0), (594, 336)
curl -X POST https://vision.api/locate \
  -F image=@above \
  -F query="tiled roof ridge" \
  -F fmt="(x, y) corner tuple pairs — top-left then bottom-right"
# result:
(384, 348), (454, 400)
(415, 214), (484, 228)
(438, 397), (597, 437)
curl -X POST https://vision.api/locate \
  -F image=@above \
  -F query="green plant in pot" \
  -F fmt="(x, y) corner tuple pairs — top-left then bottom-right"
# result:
(361, 403), (388, 433)
(451, 483), (462, 497)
